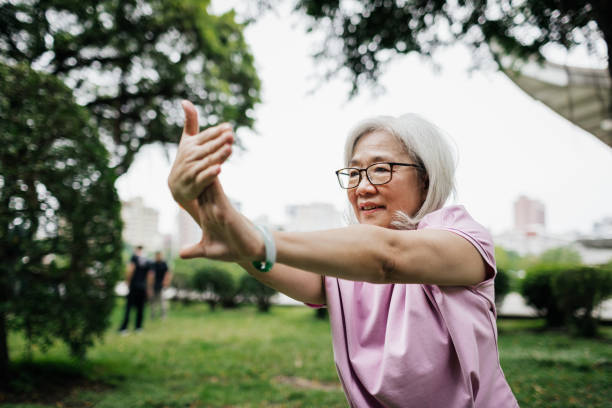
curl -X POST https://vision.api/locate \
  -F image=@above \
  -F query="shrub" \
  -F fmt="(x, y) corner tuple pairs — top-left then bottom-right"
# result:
(193, 266), (238, 310)
(553, 266), (612, 337)
(494, 268), (512, 307)
(521, 265), (566, 327)
(522, 264), (612, 336)
(238, 275), (277, 312)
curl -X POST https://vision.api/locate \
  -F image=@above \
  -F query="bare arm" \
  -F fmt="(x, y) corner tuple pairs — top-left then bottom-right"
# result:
(274, 225), (487, 286)
(239, 262), (326, 305)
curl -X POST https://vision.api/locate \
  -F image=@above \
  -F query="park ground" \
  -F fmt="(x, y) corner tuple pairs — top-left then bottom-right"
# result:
(2, 301), (611, 408)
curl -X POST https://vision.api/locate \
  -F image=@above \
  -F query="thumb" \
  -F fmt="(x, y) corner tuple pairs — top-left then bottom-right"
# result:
(179, 241), (207, 259)
(181, 100), (199, 136)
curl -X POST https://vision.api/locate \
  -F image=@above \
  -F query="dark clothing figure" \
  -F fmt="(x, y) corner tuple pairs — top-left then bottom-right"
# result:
(152, 261), (169, 293)
(119, 253), (150, 331)
(121, 289), (147, 330)
(150, 259), (170, 319)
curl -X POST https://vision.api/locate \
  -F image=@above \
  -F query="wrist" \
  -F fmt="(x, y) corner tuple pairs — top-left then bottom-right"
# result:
(251, 224), (276, 272)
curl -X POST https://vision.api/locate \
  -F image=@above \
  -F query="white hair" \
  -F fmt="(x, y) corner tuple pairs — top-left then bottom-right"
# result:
(343, 113), (457, 230)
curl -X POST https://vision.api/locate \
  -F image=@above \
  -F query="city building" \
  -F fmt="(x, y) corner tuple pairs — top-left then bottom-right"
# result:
(514, 195), (546, 233)
(176, 207), (201, 252)
(285, 202), (343, 232)
(495, 197), (612, 265)
(121, 197), (163, 252)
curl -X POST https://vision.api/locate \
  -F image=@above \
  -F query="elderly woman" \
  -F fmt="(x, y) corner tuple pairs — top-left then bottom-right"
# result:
(168, 101), (519, 408)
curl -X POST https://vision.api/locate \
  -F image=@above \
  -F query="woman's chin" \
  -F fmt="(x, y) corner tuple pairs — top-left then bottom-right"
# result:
(358, 212), (390, 228)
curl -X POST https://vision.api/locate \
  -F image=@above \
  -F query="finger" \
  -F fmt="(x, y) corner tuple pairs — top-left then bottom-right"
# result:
(189, 130), (233, 160)
(194, 162), (223, 192)
(192, 143), (232, 175)
(180, 242), (207, 259)
(192, 123), (233, 145)
(182, 100), (199, 136)
(193, 144), (232, 184)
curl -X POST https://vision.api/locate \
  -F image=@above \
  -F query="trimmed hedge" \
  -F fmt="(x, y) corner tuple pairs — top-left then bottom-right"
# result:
(521, 264), (612, 336)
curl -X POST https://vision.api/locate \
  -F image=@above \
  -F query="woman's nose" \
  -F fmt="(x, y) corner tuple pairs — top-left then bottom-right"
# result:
(355, 173), (376, 194)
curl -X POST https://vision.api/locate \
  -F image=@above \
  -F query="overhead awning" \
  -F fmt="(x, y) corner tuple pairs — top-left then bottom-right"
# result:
(503, 60), (611, 148)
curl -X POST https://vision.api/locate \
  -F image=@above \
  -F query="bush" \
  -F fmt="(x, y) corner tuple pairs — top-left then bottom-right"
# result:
(521, 264), (612, 336)
(171, 271), (195, 305)
(193, 266), (238, 310)
(238, 275), (277, 312)
(494, 268), (512, 307)
(521, 265), (566, 327)
(553, 266), (612, 337)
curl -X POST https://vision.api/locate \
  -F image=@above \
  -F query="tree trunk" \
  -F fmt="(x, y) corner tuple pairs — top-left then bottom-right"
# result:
(0, 308), (9, 388)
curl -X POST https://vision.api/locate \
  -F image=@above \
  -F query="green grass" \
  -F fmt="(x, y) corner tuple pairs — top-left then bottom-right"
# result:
(497, 319), (612, 408)
(3, 302), (611, 407)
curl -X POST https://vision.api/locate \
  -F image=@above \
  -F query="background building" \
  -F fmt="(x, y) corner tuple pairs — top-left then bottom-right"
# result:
(121, 197), (163, 253)
(285, 202), (343, 232)
(514, 195), (546, 233)
(496, 196), (612, 264)
(176, 208), (201, 253)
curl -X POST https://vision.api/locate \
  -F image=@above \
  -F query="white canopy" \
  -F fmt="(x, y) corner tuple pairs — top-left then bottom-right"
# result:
(503, 60), (611, 148)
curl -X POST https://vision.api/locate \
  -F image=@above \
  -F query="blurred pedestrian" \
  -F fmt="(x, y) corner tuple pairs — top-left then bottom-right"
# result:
(119, 245), (153, 333)
(150, 251), (172, 320)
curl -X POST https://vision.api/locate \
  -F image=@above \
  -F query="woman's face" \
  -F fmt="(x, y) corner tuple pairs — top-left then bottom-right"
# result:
(348, 130), (426, 228)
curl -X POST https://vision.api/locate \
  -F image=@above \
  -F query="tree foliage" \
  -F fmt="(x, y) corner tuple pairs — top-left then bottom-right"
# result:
(539, 246), (582, 265)
(0, 63), (123, 378)
(293, 0), (610, 96)
(0, 0), (261, 174)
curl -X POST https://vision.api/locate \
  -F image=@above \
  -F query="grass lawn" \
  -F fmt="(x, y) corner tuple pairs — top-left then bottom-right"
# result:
(2, 300), (611, 407)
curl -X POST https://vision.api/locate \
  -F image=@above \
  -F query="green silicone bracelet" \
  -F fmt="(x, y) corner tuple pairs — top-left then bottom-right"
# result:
(251, 224), (276, 272)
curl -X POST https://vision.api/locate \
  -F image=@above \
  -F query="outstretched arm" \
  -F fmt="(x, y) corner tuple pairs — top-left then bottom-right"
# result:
(168, 101), (326, 305)
(273, 226), (487, 286)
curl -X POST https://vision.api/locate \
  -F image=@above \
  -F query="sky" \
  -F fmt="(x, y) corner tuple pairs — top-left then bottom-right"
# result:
(116, 2), (612, 238)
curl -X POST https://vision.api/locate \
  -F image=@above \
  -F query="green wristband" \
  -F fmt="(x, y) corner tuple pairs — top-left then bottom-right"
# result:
(251, 224), (276, 272)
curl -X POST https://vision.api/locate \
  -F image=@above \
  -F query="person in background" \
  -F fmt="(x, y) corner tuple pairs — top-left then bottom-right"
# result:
(119, 245), (153, 333)
(150, 251), (172, 320)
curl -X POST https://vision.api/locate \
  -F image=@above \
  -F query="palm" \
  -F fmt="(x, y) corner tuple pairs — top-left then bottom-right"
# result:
(181, 180), (262, 263)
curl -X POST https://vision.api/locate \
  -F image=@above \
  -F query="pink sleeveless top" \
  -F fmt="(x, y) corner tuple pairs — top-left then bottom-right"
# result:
(323, 205), (519, 407)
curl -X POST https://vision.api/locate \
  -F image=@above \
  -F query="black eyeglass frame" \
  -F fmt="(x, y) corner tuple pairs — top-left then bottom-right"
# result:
(335, 162), (424, 189)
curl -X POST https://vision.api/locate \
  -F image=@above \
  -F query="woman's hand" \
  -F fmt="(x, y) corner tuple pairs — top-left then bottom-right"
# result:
(167, 100), (234, 208)
(179, 179), (265, 264)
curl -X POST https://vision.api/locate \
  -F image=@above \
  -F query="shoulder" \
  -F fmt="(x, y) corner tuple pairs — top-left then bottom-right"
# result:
(418, 205), (496, 281)
(418, 205), (482, 230)
(418, 205), (492, 243)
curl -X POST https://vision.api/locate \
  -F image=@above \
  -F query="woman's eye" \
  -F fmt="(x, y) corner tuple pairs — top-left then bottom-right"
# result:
(373, 165), (390, 173)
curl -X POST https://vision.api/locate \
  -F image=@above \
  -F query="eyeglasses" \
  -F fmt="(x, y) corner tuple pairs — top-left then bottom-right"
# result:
(335, 162), (423, 189)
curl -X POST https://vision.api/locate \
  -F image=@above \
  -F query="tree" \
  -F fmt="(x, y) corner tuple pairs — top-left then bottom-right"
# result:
(293, 0), (610, 101)
(0, 0), (260, 175)
(0, 63), (123, 384)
